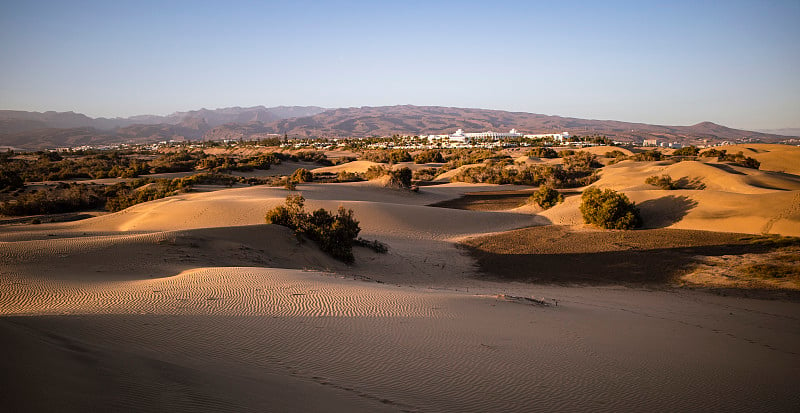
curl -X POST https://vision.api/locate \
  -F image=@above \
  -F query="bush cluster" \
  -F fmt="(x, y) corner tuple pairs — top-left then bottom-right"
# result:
(632, 150), (662, 162)
(290, 168), (313, 183)
(672, 146), (699, 156)
(579, 187), (642, 229)
(526, 147), (558, 158)
(529, 185), (564, 209)
(699, 149), (760, 169)
(362, 150), (412, 164)
(0, 183), (106, 215)
(645, 175), (677, 190)
(412, 167), (440, 181)
(450, 154), (599, 188)
(413, 150), (445, 164)
(265, 195), (362, 263)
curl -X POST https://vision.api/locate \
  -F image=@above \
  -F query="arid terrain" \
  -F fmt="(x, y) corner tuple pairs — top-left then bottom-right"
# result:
(1, 143), (799, 412)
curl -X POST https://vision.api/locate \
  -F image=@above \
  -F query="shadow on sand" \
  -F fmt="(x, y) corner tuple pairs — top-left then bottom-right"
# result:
(638, 195), (699, 228)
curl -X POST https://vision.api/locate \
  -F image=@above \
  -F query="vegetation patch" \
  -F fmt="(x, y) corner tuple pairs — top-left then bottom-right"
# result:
(579, 187), (642, 229)
(645, 175), (677, 190)
(529, 185), (563, 209)
(265, 194), (375, 263)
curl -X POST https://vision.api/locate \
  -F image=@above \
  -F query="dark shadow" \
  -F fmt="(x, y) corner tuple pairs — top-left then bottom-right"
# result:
(428, 190), (533, 211)
(459, 242), (777, 286)
(707, 163), (747, 175)
(637, 195), (699, 228)
(674, 176), (706, 190)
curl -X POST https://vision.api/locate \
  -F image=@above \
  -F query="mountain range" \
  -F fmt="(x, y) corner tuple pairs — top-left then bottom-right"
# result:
(0, 105), (790, 150)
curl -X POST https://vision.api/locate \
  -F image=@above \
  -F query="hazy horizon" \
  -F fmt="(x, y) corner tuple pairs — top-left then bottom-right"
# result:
(1, 0), (798, 130)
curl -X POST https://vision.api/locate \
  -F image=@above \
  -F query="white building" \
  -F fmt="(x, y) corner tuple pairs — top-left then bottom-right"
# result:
(449, 128), (522, 143)
(523, 132), (570, 143)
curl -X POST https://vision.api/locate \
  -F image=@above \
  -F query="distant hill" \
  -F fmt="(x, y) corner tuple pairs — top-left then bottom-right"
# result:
(0, 105), (789, 150)
(264, 105), (787, 144)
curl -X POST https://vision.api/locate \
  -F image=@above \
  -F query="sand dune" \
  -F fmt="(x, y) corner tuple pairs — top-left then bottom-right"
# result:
(524, 158), (800, 236)
(717, 143), (800, 175)
(311, 160), (382, 174)
(2, 154), (800, 411)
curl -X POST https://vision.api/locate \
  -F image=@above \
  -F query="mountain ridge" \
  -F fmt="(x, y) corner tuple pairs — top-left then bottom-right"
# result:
(0, 105), (790, 150)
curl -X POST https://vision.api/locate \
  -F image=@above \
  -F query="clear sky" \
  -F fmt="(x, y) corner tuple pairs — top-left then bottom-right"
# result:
(1, 0), (798, 129)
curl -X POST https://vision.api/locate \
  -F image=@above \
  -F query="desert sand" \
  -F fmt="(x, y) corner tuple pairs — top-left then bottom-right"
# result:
(2, 145), (800, 412)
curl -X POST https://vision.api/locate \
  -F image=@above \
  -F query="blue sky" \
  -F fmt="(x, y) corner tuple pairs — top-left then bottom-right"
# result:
(1, 0), (798, 129)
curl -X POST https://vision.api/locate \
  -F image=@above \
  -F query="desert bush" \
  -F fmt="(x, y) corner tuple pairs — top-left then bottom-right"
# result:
(672, 146), (699, 156)
(387, 167), (413, 189)
(579, 187), (642, 229)
(721, 151), (760, 169)
(440, 149), (507, 171)
(529, 185), (564, 209)
(0, 183), (106, 215)
(284, 178), (297, 190)
(645, 175), (677, 190)
(336, 171), (363, 182)
(362, 150), (412, 164)
(700, 148), (726, 158)
(604, 150), (627, 158)
(527, 147), (558, 158)
(632, 150), (662, 161)
(413, 167), (440, 181)
(354, 237), (389, 253)
(294, 150), (331, 165)
(414, 150), (445, 164)
(290, 168), (313, 183)
(558, 149), (575, 157)
(388, 150), (413, 163)
(562, 151), (601, 169)
(0, 169), (24, 190)
(364, 165), (388, 180)
(450, 161), (597, 188)
(265, 195), (363, 263)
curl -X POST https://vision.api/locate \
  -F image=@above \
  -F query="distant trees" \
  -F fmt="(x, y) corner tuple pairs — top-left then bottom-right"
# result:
(414, 150), (445, 164)
(579, 187), (641, 230)
(632, 150), (662, 162)
(526, 147), (558, 158)
(672, 146), (699, 156)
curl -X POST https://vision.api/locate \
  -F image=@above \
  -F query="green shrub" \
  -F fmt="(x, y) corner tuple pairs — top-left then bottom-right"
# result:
(579, 187), (642, 229)
(413, 167), (440, 181)
(290, 168), (313, 183)
(0, 169), (24, 191)
(700, 148), (726, 158)
(388, 150), (413, 163)
(721, 151), (760, 169)
(265, 195), (364, 263)
(645, 175), (677, 190)
(672, 146), (699, 156)
(387, 167), (413, 189)
(529, 185), (564, 209)
(527, 147), (558, 158)
(364, 165), (388, 180)
(604, 150), (627, 158)
(562, 151), (601, 169)
(414, 150), (445, 164)
(336, 171), (363, 182)
(632, 150), (662, 161)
